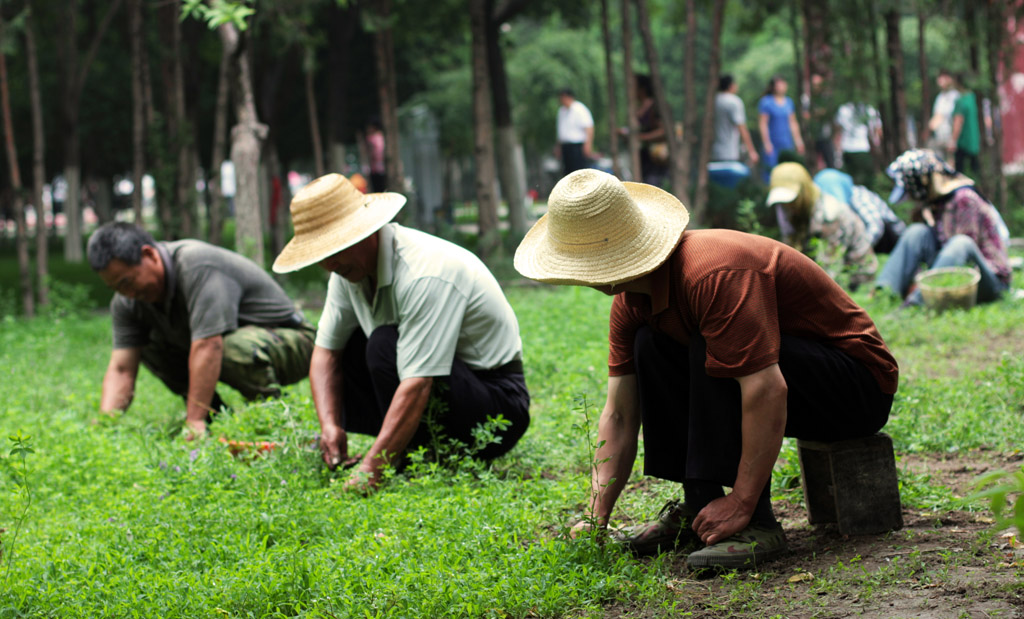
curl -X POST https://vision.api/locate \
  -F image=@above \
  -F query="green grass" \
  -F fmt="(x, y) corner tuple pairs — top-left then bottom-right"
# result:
(2, 263), (1024, 616)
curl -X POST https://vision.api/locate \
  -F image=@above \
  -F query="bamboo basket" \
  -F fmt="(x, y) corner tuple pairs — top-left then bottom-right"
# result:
(914, 266), (981, 311)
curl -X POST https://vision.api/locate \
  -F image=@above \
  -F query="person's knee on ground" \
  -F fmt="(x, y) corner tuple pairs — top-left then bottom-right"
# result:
(874, 222), (934, 298)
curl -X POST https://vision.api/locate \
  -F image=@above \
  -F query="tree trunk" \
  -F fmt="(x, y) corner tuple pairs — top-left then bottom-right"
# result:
(129, 0), (145, 225)
(486, 3), (528, 239)
(621, 0), (641, 181)
(636, 0), (687, 199)
(304, 48), (325, 177)
(327, 3), (357, 173)
(373, 0), (404, 194)
(600, 0), (621, 178)
(207, 24), (231, 246)
(865, 0), (890, 162)
(790, 0), (806, 149)
(220, 22), (267, 266)
(91, 176), (113, 223)
(0, 17), (34, 317)
(25, 5), (47, 307)
(693, 0), (726, 224)
(986, 0), (1007, 207)
(470, 0), (500, 259)
(885, 9), (909, 155)
(918, 6), (930, 146)
(683, 0), (697, 197)
(60, 0), (124, 262)
(803, 0), (833, 170)
(160, 0), (193, 239)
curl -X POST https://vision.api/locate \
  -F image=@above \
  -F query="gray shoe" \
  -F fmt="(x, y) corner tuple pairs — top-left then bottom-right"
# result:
(686, 522), (788, 570)
(615, 500), (701, 556)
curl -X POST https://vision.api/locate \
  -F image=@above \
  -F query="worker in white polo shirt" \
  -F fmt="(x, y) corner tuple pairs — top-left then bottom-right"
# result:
(555, 88), (595, 176)
(273, 174), (530, 491)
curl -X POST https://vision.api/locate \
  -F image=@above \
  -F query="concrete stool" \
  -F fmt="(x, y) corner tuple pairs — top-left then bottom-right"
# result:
(797, 432), (904, 535)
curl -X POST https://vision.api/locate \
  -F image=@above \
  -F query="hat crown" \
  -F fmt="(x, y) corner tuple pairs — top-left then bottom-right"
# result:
(289, 173), (367, 235)
(546, 170), (643, 248)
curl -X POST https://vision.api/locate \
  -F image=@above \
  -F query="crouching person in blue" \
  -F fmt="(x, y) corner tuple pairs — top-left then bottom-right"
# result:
(273, 174), (530, 491)
(515, 170), (898, 571)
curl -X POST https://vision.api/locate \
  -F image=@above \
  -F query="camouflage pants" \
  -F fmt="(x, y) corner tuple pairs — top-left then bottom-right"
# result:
(140, 322), (316, 403)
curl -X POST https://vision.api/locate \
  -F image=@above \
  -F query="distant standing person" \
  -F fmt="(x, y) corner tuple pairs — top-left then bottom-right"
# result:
(834, 102), (882, 185)
(366, 118), (387, 193)
(758, 75), (804, 181)
(556, 88), (595, 177)
(923, 69), (960, 155)
(950, 74), (981, 177)
(632, 74), (669, 187)
(711, 74), (759, 165)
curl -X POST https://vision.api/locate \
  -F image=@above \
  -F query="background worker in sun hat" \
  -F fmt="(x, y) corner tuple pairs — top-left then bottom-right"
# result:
(274, 174), (529, 491)
(514, 169), (898, 570)
(874, 149), (1010, 306)
(765, 161), (878, 289)
(88, 222), (315, 438)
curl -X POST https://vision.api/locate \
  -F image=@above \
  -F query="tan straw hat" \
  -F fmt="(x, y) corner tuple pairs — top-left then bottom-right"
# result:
(272, 173), (405, 273)
(514, 169), (689, 286)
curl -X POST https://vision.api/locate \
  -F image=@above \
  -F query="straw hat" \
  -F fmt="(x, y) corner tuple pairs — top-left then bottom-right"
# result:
(514, 169), (689, 286)
(765, 162), (820, 216)
(272, 174), (405, 273)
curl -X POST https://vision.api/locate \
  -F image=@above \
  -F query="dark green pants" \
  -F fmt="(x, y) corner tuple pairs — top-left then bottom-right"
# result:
(140, 322), (315, 403)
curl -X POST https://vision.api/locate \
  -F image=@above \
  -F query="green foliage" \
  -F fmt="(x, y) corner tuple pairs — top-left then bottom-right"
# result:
(182, 0), (256, 31)
(972, 467), (1024, 535)
(0, 431), (35, 588)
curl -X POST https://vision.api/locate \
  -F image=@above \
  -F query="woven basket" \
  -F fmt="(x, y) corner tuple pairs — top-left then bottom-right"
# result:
(914, 266), (981, 311)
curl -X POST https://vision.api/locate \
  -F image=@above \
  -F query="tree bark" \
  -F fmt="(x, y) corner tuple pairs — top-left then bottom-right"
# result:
(885, 9), (909, 156)
(986, 0), (1007, 206)
(803, 0), (833, 170)
(470, 0), (500, 259)
(327, 3), (357, 174)
(865, 0), (890, 162)
(129, 0), (145, 225)
(207, 22), (232, 246)
(158, 0), (193, 239)
(918, 6), (930, 146)
(59, 0), (124, 262)
(683, 0), (697, 196)
(636, 0), (687, 199)
(621, 0), (641, 181)
(600, 0), (621, 178)
(0, 15), (34, 316)
(220, 22), (267, 266)
(486, 0), (528, 240)
(304, 48), (325, 177)
(693, 0), (726, 224)
(25, 5), (47, 307)
(373, 0), (404, 195)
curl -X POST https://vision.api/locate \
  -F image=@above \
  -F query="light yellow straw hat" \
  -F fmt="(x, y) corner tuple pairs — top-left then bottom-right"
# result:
(273, 173), (406, 273)
(514, 169), (689, 286)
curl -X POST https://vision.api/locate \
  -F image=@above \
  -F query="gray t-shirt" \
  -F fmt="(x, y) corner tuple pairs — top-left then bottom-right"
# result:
(711, 92), (747, 162)
(111, 240), (299, 351)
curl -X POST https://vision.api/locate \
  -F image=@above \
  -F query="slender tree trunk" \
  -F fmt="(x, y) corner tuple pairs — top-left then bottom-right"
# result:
(0, 17), (34, 316)
(373, 0), (404, 194)
(161, 0), (192, 238)
(600, 0), (621, 178)
(621, 0), (641, 181)
(208, 27), (231, 246)
(918, 6), (930, 146)
(305, 49), (325, 177)
(220, 22), (267, 265)
(327, 3), (357, 174)
(682, 0), (697, 197)
(790, 0), (806, 145)
(470, 0), (500, 259)
(129, 0), (145, 224)
(25, 6), (47, 307)
(865, 0), (890, 162)
(636, 0), (687, 199)
(986, 0), (1007, 206)
(803, 0), (832, 170)
(486, 2), (528, 239)
(693, 0), (726, 224)
(885, 9), (909, 155)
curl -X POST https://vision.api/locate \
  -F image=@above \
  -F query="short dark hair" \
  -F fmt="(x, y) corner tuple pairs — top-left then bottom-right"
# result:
(718, 74), (735, 92)
(558, 88), (575, 98)
(635, 74), (654, 98)
(86, 222), (156, 271)
(938, 67), (953, 77)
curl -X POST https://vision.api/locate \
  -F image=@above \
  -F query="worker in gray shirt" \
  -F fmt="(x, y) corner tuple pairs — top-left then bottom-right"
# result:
(88, 222), (315, 438)
(711, 75), (759, 165)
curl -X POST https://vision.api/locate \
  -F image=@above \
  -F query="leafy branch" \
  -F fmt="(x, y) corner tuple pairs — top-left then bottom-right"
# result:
(1, 431), (35, 587)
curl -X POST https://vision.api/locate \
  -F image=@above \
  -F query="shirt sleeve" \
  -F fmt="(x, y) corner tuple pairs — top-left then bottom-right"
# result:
(314, 274), (359, 351)
(110, 296), (148, 349)
(729, 98), (746, 126)
(578, 103), (595, 129)
(757, 96), (770, 115)
(608, 294), (644, 376)
(393, 277), (468, 379)
(180, 266), (242, 341)
(692, 270), (780, 378)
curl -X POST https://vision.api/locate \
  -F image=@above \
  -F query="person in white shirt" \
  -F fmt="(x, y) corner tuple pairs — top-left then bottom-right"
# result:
(555, 88), (595, 176)
(923, 68), (961, 156)
(834, 102), (882, 185)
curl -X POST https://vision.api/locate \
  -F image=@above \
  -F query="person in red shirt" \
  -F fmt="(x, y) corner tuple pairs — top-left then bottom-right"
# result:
(514, 169), (898, 570)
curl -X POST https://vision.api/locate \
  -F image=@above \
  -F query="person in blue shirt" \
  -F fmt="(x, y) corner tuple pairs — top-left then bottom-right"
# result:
(758, 75), (805, 181)
(814, 168), (906, 254)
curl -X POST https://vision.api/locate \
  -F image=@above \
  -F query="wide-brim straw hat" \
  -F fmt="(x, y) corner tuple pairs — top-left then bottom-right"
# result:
(272, 173), (406, 273)
(514, 169), (689, 286)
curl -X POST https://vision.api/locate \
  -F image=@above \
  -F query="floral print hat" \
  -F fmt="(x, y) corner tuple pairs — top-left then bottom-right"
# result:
(886, 149), (958, 204)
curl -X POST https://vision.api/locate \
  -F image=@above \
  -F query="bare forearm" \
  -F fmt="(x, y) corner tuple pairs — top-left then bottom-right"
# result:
(739, 126), (757, 157)
(759, 115), (770, 147)
(589, 410), (640, 525)
(186, 337), (223, 423)
(310, 346), (345, 431)
(362, 377), (433, 472)
(731, 378), (787, 509)
(101, 368), (135, 412)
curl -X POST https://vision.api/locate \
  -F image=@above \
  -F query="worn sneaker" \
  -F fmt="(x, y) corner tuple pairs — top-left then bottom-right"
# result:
(685, 522), (787, 571)
(614, 500), (701, 556)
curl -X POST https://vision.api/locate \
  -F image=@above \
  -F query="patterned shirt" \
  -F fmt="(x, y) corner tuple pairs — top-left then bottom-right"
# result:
(849, 185), (905, 246)
(935, 187), (1011, 284)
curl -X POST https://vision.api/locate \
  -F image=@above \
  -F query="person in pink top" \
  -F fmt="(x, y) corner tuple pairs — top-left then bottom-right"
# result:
(366, 118), (386, 193)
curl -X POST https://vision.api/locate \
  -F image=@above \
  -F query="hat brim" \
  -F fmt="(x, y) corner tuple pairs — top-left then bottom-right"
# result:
(765, 186), (799, 206)
(887, 184), (905, 204)
(514, 182), (689, 286)
(272, 192), (406, 273)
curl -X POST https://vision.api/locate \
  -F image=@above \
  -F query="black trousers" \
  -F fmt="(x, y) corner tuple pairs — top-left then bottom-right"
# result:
(634, 327), (892, 487)
(340, 326), (530, 460)
(561, 142), (588, 176)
